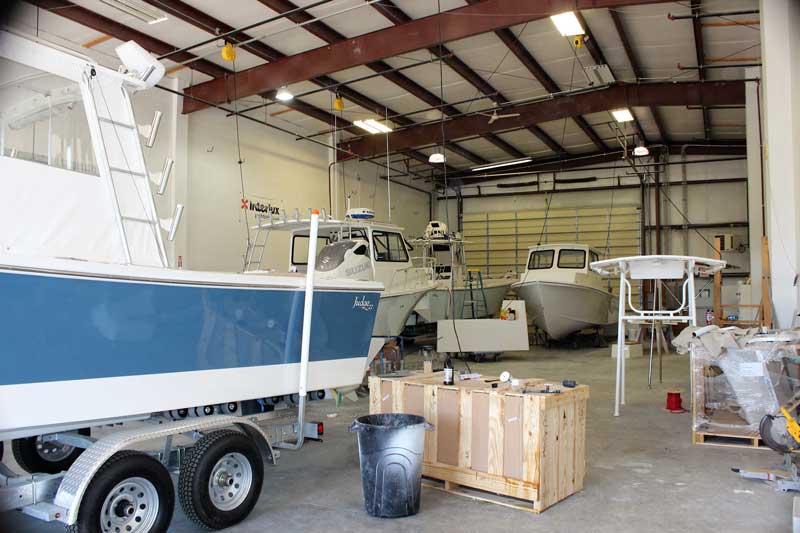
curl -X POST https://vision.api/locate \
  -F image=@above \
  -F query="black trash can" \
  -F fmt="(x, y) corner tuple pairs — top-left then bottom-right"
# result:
(348, 413), (433, 518)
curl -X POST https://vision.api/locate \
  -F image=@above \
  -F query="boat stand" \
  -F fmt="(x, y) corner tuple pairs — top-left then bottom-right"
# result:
(590, 256), (726, 416)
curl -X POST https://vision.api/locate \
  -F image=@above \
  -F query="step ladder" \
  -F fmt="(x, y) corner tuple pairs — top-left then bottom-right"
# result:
(461, 269), (488, 319)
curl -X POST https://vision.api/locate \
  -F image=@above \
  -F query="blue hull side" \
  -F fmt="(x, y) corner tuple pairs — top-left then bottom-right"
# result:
(0, 271), (380, 386)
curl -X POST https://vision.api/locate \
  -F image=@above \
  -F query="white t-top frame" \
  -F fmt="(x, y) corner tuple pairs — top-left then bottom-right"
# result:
(591, 255), (726, 416)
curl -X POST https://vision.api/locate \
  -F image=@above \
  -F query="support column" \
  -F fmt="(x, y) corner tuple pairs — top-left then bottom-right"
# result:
(744, 66), (763, 306)
(172, 77), (190, 269)
(760, 0), (800, 328)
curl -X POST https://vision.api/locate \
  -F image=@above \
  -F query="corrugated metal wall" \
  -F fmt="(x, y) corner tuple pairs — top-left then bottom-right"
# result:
(461, 204), (641, 302)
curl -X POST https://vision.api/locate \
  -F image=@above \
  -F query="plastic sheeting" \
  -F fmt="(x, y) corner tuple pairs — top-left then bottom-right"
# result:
(683, 328), (800, 434)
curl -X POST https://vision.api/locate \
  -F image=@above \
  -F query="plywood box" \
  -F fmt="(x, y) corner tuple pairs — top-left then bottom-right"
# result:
(611, 342), (643, 359)
(369, 372), (589, 513)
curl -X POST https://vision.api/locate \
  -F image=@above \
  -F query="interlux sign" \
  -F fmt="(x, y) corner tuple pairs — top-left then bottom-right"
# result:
(240, 198), (279, 215)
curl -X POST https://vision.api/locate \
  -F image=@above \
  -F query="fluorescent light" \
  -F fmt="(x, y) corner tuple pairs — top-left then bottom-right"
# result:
(354, 120), (379, 134)
(355, 119), (392, 134)
(585, 64), (615, 85)
(429, 152), (446, 164)
(471, 157), (532, 172)
(275, 86), (294, 102)
(365, 119), (391, 133)
(611, 108), (634, 123)
(550, 12), (584, 37)
(99, 0), (168, 25)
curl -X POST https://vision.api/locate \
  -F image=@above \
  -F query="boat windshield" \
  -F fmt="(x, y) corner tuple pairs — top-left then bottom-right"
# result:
(291, 234), (330, 265)
(0, 57), (98, 175)
(558, 249), (586, 269)
(372, 230), (409, 262)
(528, 249), (554, 269)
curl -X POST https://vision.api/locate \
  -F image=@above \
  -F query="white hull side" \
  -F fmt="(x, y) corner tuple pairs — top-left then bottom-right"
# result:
(513, 281), (612, 340)
(0, 358), (365, 441)
(374, 288), (431, 336)
(414, 281), (511, 322)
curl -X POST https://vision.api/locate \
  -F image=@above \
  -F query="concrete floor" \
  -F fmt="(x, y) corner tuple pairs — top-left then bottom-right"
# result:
(2, 346), (793, 532)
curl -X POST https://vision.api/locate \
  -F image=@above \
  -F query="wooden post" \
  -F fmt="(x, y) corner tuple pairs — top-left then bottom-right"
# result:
(761, 235), (773, 328)
(713, 236), (723, 325)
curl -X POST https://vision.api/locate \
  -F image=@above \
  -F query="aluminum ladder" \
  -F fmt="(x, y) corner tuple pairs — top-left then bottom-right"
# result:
(243, 216), (269, 271)
(461, 269), (488, 319)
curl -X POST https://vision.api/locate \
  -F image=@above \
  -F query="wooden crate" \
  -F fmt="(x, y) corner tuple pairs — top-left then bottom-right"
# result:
(369, 372), (589, 513)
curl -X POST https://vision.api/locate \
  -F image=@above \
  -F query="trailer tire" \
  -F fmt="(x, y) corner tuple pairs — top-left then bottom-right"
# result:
(67, 450), (174, 533)
(12, 428), (90, 474)
(179, 429), (264, 530)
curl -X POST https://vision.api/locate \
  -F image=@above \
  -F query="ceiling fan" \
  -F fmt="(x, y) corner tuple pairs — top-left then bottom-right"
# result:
(479, 109), (521, 124)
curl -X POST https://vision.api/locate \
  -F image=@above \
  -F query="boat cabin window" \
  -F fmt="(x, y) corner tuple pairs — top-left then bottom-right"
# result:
(528, 249), (554, 269)
(0, 58), (98, 175)
(590, 251), (599, 264)
(372, 231), (409, 262)
(291, 235), (330, 265)
(558, 249), (586, 269)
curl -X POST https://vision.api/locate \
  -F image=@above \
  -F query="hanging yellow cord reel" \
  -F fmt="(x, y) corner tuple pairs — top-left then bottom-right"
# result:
(221, 42), (236, 62)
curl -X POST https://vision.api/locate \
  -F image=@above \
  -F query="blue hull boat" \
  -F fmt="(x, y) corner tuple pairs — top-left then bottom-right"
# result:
(0, 258), (381, 440)
(0, 30), (384, 441)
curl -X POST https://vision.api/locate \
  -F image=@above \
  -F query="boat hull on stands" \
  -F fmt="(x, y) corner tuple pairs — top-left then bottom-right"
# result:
(414, 280), (512, 322)
(513, 280), (612, 340)
(375, 286), (431, 337)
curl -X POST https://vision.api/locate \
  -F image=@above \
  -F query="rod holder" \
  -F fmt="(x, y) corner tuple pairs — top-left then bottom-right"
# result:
(146, 110), (163, 148)
(168, 203), (184, 242)
(157, 158), (174, 195)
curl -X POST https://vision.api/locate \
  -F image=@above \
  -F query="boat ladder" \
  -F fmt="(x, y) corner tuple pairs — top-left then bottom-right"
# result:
(243, 217), (269, 271)
(461, 269), (488, 319)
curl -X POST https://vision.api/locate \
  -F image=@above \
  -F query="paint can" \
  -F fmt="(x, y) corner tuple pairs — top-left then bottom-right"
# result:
(665, 390), (687, 413)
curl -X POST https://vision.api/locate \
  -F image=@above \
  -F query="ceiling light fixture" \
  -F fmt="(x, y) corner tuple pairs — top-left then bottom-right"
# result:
(471, 157), (533, 172)
(99, 0), (168, 24)
(354, 119), (392, 134)
(275, 86), (294, 102)
(429, 151), (446, 164)
(633, 142), (649, 157)
(550, 12), (585, 37)
(611, 108), (634, 123)
(585, 64), (615, 86)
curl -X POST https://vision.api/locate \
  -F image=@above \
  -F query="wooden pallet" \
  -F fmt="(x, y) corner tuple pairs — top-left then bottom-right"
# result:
(422, 478), (540, 514)
(692, 430), (768, 450)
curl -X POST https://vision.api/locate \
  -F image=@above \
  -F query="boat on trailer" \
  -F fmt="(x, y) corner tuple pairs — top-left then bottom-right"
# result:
(408, 221), (513, 322)
(244, 208), (435, 339)
(0, 30), (380, 530)
(512, 244), (614, 341)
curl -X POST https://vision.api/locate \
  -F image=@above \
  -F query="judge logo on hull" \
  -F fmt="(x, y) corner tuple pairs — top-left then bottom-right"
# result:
(353, 295), (375, 311)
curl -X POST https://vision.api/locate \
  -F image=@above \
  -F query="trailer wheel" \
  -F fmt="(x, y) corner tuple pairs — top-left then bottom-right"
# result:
(179, 430), (264, 530)
(12, 428), (90, 474)
(67, 451), (174, 533)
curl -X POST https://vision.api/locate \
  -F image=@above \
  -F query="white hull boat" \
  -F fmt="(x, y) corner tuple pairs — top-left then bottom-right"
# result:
(252, 210), (435, 339)
(513, 244), (613, 340)
(415, 279), (511, 322)
(408, 227), (512, 322)
(374, 287), (430, 336)
(513, 281), (612, 340)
